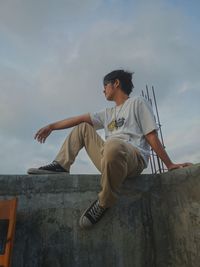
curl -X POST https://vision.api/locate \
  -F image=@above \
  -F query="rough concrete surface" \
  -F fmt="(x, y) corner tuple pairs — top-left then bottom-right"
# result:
(0, 163), (200, 267)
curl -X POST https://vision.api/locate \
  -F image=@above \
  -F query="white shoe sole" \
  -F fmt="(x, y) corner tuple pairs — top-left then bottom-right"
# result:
(27, 168), (67, 175)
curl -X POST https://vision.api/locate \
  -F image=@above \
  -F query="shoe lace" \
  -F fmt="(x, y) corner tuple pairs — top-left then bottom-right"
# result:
(87, 200), (106, 222)
(40, 162), (58, 170)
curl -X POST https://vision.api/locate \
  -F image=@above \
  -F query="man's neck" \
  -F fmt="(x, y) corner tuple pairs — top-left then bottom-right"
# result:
(115, 95), (129, 106)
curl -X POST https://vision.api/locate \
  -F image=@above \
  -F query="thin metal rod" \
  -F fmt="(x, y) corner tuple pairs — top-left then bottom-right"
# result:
(161, 161), (165, 172)
(156, 155), (162, 173)
(142, 90), (144, 97)
(149, 155), (154, 174)
(141, 85), (167, 173)
(146, 85), (150, 101)
(151, 149), (157, 174)
(152, 86), (165, 147)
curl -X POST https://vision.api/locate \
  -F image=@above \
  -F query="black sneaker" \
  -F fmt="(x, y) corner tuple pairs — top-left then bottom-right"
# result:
(27, 161), (68, 174)
(79, 200), (108, 229)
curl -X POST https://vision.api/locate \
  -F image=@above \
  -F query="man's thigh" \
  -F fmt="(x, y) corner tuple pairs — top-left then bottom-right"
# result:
(103, 138), (144, 176)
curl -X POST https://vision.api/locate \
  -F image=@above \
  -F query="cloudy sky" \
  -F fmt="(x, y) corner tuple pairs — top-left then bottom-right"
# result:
(0, 0), (199, 175)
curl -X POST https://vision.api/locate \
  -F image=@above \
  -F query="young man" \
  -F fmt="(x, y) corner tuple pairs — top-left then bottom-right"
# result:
(28, 70), (192, 229)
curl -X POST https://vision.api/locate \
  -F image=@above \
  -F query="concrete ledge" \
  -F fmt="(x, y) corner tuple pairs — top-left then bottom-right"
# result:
(0, 164), (200, 267)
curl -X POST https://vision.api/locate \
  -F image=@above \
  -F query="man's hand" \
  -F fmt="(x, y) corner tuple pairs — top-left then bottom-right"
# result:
(34, 125), (52, 143)
(34, 114), (93, 144)
(167, 162), (193, 171)
(145, 131), (193, 171)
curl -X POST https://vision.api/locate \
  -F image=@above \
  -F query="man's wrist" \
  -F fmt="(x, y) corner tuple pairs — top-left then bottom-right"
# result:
(48, 124), (54, 131)
(166, 162), (175, 170)
(164, 160), (174, 169)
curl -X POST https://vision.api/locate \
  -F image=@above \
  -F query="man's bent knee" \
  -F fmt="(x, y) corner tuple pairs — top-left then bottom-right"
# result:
(78, 122), (92, 129)
(75, 122), (94, 134)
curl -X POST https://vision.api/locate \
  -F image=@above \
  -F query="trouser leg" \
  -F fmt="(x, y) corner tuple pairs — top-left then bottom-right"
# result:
(55, 123), (144, 208)
(98, 138), (145, 208)
(55, 122), (104, 172)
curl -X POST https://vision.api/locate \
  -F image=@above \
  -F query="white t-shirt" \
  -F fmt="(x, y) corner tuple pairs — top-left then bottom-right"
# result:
(90, 96), (158, 167)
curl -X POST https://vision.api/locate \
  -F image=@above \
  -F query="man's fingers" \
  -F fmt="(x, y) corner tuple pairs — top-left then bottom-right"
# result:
(42, 137), (46, 143)
(35, 130), (43, 140)
(34, 126), (52, 143)
(35, 133), (44, 143)
(169, 162), (193, 171)
(183, 162), (193, 167)
(34, 132), (39, 139)
(40, 136), (46, 143)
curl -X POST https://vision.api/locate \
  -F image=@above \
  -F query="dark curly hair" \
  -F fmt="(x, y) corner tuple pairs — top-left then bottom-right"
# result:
(103, 70), (134, 96)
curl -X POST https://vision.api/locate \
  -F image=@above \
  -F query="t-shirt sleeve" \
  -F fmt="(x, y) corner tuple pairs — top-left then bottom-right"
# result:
(135, 97), (158, 135)
(89, 110), (105, 130)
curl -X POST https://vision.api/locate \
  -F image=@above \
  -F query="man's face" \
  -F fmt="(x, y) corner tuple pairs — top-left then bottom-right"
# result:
(103, 80), (116, 101)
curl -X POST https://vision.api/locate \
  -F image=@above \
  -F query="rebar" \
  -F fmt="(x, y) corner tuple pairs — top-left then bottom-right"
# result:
(141, 85), (166, 174)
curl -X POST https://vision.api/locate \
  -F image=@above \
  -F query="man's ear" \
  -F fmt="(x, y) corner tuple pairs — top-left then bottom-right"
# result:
(114, 79), (120, 88)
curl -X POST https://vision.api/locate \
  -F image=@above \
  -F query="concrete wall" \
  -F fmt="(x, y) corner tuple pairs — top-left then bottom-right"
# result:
(0, 164), (200, 267)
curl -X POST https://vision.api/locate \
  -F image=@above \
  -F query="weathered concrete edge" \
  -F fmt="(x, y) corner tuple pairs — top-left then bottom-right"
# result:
(0, 163), (199, 196)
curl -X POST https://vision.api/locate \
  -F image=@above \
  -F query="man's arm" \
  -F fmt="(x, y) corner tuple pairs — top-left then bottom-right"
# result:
(35, 113), (93, 143)
(145, 130), (192, 171)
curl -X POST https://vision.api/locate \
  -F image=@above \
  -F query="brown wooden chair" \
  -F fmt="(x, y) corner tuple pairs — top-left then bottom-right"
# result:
(0, 198), (18, 267)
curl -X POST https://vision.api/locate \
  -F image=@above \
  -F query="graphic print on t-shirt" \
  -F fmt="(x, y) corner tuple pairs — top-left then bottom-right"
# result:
(107, 117), (125, 132)
(116, 117), (125, 128)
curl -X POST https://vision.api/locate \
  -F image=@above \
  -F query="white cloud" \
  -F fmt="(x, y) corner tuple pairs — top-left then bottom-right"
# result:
(0, 0), (102, 36)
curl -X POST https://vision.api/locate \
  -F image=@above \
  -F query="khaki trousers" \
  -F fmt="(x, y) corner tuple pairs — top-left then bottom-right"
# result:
(55, 123), (145, 208)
